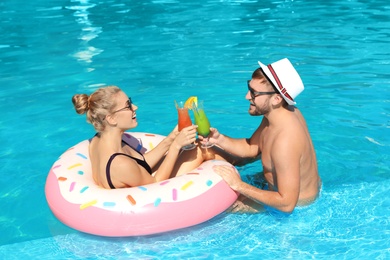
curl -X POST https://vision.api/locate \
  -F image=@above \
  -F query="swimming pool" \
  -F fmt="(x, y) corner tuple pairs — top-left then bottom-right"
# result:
(0, 0), (389, 258)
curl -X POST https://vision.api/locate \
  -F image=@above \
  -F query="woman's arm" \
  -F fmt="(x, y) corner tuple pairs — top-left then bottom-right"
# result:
(143, 126), (179, 168)
(152, 125), (197, 181)
(116, 126), (197, 187)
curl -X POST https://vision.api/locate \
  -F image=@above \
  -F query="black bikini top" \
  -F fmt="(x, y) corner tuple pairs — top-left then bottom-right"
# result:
(105, 140), (152, 189)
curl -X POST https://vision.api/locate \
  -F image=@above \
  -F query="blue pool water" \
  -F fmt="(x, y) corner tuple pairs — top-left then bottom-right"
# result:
(1, 0), (389, 258)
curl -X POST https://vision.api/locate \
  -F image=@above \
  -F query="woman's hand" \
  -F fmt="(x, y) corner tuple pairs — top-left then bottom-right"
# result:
(172, 125), (198, 149)
(167, 125), (179, 141)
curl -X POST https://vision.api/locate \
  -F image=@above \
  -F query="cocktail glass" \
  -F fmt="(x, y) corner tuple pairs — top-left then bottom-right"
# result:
(175, 101), (196, 150)
(192, 100), (214, 148)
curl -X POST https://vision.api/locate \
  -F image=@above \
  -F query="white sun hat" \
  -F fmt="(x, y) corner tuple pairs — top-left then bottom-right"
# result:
(258, 58), (304, 105)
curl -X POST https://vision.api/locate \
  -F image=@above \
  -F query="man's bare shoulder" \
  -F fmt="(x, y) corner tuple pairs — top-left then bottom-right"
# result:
(272, 115), (307, 154)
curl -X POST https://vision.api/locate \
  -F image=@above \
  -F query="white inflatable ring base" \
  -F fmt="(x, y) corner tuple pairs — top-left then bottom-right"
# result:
(45, 132), (238, 236)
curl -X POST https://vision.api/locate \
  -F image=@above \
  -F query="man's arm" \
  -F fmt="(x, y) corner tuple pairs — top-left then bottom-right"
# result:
(267, 135), (301, 212)
(214, 165), (299, 213)
(202, 119), (265, 158)
(213, 134), (301, 213)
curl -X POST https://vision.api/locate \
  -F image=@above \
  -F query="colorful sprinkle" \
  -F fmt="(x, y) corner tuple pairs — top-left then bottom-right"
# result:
(206, 180), (213, 186)
(103, 202), (116, 207)
(187, 172), (199, 175)
(138, 186), (147, 191)
(80, 186), (89, 193)
(69, 182), (76, 192)
(160, 180), (170, 186)
(197, 167), (204, 170)
(67, 163), (82, 170)
(76, 153), (87, 159)
(172, 189), (177, 201)
(58, 177), (67, 181)
(136, 143), (143, 152)
(53, 165), (61, 169)
(145, 134), (155, 137)
(77, 170), (84, 175)
(154, 198), (161, 207)
(149, 142), (154, 151)
(181, 180), (194, 191)
(126, 195), (136, 205)
(80, 200), (97, 210)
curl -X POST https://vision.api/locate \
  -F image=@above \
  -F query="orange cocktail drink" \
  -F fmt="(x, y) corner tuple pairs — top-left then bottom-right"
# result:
(175, 100), (196, 150)
(177, 107), (192, 131)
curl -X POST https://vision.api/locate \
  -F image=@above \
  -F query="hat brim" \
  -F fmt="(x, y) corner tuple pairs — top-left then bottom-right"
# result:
(258, 61), (296, 105)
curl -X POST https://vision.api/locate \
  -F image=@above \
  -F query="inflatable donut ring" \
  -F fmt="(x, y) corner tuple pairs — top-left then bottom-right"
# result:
(45, 132), (239, 236)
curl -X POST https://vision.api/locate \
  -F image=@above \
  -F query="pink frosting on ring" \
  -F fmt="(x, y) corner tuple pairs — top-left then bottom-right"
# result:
(45, 132), (239, 237)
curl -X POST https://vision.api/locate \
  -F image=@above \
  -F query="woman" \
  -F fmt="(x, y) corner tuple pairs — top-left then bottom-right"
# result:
(72, 85), (205, 189)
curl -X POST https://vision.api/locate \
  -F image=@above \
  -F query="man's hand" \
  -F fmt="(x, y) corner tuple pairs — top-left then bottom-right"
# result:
(213, 165), (241, 190)
(199, 127), (221, 146)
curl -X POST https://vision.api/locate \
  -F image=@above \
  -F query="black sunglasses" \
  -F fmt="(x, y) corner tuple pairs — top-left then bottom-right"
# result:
(112, 98), (133, 114)
(247, 80), (277, 99)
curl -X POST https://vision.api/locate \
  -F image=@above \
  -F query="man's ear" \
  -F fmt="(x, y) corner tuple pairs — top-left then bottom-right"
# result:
(272, 94), (284, 106)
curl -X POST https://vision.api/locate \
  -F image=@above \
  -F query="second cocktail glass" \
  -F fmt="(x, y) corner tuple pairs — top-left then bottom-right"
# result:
(175, 101), (196, 150)
(192, 100), (214, 148)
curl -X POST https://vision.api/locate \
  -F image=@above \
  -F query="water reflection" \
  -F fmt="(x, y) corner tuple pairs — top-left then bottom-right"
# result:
(67, 0), (102, 70)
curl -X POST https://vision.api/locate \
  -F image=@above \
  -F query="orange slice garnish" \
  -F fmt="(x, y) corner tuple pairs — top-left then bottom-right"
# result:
(184, 96), (198, 109)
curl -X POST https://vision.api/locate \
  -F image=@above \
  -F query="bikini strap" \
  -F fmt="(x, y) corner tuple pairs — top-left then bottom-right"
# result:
(105, 154), (119, 189)
(105, 152), (152, 189)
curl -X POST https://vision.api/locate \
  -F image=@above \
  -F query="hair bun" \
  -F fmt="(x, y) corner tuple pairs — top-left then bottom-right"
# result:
(72, 94), (89, 114)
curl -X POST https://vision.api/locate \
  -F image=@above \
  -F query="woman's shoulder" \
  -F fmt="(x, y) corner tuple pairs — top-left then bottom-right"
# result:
(109, 153), (149, 186)
(110, 153), (139, 169)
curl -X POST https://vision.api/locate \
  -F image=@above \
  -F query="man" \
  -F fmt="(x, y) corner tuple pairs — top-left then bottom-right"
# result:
(201, 58), (321, 213)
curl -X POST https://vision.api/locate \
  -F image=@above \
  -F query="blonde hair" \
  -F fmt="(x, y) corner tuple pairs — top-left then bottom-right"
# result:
(72, 86), (122, 132)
